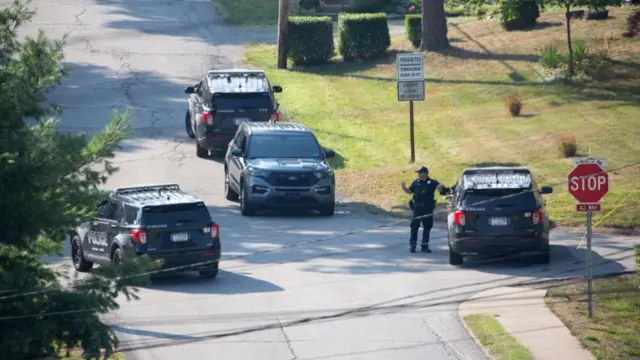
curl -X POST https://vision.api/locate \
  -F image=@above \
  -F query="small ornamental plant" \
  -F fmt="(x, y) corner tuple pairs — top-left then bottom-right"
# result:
(558, 135), (578, 157)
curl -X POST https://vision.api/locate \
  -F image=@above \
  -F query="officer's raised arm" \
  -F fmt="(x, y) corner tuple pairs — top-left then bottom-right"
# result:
(401, 181), (412, 194)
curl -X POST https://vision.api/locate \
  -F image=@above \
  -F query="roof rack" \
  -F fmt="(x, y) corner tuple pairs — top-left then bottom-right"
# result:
(114, 183), (180, 195)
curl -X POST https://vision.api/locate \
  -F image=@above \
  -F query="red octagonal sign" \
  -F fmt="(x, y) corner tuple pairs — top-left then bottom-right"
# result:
(568, 163), (609, 203)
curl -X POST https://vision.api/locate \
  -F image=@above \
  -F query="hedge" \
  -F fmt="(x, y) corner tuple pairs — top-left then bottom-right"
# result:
(286, 16), (334, 66)
(499, 0), (540, 31)
(338, 13), (391, 61)
(405, 14), (421, 48)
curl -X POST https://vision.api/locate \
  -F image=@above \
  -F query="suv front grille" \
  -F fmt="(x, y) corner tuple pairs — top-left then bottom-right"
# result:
(267, 172), (317, 187)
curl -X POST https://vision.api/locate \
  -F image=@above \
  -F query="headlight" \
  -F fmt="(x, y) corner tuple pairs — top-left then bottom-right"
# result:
(314, 170), (333, 179)
(250, 169), (271, 179)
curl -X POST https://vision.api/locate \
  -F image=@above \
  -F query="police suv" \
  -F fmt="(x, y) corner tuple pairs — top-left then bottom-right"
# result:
(445, 167), (554, 266)
(184, 69), (283, 158)
(71, 184), (222, 279)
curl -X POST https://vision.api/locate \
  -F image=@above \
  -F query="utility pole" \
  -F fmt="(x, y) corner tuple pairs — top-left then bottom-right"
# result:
(277, 0), (290, 69)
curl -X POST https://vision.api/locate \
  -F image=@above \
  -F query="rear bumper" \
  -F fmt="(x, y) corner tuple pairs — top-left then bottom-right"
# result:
(138, 248), (221, 272)
(450, 234), (548, 255)
(198, 132), (234, 151)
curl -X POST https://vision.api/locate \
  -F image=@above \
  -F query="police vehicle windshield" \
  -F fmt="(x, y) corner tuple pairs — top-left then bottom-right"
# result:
(247, 134), (322, 159)
(213, 93), (272, 110)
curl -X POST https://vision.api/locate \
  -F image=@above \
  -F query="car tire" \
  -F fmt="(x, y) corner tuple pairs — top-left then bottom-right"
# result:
(225, 170), (239, 201)
(71, 236), (93, 272)
(111, 247), (124, 265)
(319, 202), (335, 216)
(199, 263), (219, 279)
(240, 183), (255, 216)
(449, 246), (464, 266)
(185, 110), (195, 139)
(196, 139), (208, 158)
(531, 251), (550, 264)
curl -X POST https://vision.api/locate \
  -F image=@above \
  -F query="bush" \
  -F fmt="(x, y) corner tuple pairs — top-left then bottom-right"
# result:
(558, 136), (578, 157)
(338, 13), (391, 61)
(287, 16), (334, 66)
(405, 14), (422, 48)
(623, 8), (640, 38)
(539, 44), (565, 69)
(299, 0), (320, 10)
(503, 94), (523, 117)
(499, 0), (540, 31)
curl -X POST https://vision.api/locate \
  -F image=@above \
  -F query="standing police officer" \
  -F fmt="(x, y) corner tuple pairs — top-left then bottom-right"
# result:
(401, 166), (446, 253)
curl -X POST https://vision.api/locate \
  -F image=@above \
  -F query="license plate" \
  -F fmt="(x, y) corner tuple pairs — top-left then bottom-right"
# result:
(234, 118), (250, 125)
(490, 217), (509, 226)
(285, 194), (301, 200)
(171, 232), (189, 242)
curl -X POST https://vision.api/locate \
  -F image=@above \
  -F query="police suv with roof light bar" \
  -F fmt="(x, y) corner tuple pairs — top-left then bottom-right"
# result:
(444, 167), (554, 266)
(184, 69), (283, 158)
(70, 184), (222, 279)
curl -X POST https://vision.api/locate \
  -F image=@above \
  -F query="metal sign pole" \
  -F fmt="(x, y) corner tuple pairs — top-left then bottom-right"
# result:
(586, 209), (594, 318)
(409, 100), (415, 163)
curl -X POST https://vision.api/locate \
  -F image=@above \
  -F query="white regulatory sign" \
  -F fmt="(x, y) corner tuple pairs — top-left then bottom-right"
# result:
(397, 81), (425, 101)
(396, 53), (424, 82)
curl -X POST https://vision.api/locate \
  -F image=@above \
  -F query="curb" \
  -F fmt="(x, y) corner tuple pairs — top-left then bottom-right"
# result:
(457, 294), (496, 360)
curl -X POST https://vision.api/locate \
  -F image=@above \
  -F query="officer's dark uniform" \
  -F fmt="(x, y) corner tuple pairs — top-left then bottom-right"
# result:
(408, 166), (441, 253)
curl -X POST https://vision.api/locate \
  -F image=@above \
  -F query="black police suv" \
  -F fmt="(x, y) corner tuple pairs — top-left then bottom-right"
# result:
(445, 166), (554, 266)
(184, 69), (283, 158)
(224, 122), (337, 216)
(71, 184), (222, 279)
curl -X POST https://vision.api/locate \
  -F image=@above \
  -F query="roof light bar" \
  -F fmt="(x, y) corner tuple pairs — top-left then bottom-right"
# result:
(463, 172), (532, 190)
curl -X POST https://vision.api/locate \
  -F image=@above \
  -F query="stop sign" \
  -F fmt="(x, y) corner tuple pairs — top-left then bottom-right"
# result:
(568, 163), (609, 203)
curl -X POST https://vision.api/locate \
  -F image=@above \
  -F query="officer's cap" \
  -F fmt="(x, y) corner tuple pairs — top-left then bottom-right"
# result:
(416, 166), (429, 174)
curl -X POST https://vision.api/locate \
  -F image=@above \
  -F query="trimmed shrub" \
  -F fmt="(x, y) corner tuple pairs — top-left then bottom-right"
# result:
(287, 16), (334, 66)
(338, 13), (391, 61)
(623, 8), (640, 38)
(503, 94), (523, 117)
(499, 0), (540, 31)
(405, 14), (422, 48)
(558, 136), (578, 157)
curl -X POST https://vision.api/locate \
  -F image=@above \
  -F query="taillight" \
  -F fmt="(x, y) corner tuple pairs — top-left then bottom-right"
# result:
(130, 229), (147, 244)
(270, 112), (280, 122)
(204, 224), (220, 238)
(532, 210), (543, 225)
(202, 111), (212, 125)
(454, 211), (465, 226)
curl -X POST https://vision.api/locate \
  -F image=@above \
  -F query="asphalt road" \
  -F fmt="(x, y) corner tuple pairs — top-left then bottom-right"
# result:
(16, 0), (636, 359)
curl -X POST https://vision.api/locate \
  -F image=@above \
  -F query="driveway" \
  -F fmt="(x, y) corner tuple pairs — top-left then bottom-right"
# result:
(17, 0), (636, 359)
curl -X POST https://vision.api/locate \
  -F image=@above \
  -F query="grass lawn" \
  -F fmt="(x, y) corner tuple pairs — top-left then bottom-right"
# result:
(243, 7), (640, 229)
(545, 275), (640, 360)
(211, 0), (278, 25)
(463, 313), (534, 360)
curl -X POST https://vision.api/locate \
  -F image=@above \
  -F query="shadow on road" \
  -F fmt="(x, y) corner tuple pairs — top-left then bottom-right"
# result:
(145, 270), (284, 294)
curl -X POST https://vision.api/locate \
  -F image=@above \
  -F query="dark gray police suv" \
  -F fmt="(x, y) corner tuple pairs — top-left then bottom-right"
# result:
(71, 184), (222, 279)
(445, 166), (554, 266)
(224, 122), (337, 216)
(184, 69), (283, 158)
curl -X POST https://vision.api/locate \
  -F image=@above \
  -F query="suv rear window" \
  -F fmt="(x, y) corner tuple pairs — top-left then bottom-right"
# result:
(461, 189), (539, 210)
(213, 93), (272, 110)
(140, 202), (211, 224)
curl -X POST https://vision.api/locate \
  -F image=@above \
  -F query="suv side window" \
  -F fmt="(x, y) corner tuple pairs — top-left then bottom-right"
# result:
(234, 132), (247, 152)
(196, 80), (204, 98)
(124, 205), (139, 224)
(102, 200), (123, 221)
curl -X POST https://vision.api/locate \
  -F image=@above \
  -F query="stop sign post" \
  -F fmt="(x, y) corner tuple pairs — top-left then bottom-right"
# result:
(567, 157), (608, 319)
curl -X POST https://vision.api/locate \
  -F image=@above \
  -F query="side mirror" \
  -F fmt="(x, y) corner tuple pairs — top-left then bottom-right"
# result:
(324, 149), (336, 158)
(540, 185), (553, 195)
(184, 86), (195, 94)
(272, 85), (283, 93)
(97, 200), (108, 208)
(231, 148), (243, 157)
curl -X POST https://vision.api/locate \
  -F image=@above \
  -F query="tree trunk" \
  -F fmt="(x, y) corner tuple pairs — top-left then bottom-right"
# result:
(565, 6), (574, 77)
(277, 0), (290, 69)
(420, 0), (450, 51)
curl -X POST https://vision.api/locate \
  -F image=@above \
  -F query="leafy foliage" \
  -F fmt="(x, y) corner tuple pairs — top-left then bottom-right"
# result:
(539, 44), (565, 69)
(499, 0), (540, 31)
(558, 135), (578, 157)
(337, 13), (391, 61)
(622, 8), (640, 37)
(286, 16), (334, 66)
(404, 14), (422, 48)
(0, 1), (160, 358)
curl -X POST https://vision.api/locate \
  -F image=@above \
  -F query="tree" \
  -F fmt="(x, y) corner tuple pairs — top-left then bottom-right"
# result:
(0, 1), (159, 358)
(420, 0), (450, 51)
(548, 0), (620, 76)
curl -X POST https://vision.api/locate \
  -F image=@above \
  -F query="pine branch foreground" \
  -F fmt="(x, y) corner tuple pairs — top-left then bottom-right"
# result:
(0, 1), (160, 359)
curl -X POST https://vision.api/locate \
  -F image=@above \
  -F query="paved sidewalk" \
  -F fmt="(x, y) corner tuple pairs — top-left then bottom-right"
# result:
(459, 286), (595, 360)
